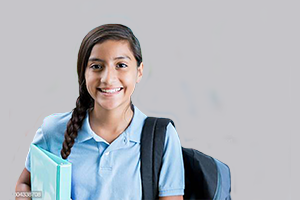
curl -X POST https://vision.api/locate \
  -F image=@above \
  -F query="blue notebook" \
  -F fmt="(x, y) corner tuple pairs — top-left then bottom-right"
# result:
(30, 143), (72, 200)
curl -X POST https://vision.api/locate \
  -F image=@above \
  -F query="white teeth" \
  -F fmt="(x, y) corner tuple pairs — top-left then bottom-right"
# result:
(101, 87), (122, 93)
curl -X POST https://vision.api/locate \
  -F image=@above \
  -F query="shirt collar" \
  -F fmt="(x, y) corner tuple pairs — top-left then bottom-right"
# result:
(76, 104), (147, 144)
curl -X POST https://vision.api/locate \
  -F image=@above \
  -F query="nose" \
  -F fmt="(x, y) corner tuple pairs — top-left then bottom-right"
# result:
(101, 66), (117, 85)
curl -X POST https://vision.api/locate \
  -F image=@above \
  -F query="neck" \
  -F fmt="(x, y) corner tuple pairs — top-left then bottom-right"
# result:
(89, 102), (133, 135)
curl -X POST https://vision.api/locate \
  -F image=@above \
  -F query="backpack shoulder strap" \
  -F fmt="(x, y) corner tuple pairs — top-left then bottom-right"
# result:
(140, 117), (175, 200)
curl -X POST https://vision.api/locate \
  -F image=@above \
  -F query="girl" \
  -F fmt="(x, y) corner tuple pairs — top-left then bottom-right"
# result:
(16, 24), (185, 200)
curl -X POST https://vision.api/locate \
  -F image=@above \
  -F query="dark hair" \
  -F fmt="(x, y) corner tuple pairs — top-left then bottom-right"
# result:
(61, 24), (143, 159)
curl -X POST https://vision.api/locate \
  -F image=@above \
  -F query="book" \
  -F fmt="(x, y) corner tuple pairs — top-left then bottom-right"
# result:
(30, 143), (72, 200)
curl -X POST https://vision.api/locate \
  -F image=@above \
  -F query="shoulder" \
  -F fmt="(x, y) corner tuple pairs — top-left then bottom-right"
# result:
(165, 121), (180, 142)
(27, 110), (74, 159)
(163, 121), (182, 153)
(41, 110), (73, 140)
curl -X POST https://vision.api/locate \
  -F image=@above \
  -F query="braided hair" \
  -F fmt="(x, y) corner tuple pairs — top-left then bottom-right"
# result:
(61, 24), (143, 159)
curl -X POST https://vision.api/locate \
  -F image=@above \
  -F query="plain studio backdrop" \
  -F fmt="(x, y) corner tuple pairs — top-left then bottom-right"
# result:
(1, 0), (299, 199)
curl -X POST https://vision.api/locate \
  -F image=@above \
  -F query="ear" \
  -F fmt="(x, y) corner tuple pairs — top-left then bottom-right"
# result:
(136, 62), (144, 83)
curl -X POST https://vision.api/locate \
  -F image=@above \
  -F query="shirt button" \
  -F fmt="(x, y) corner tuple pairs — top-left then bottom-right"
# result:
(105, 152), (110, 156)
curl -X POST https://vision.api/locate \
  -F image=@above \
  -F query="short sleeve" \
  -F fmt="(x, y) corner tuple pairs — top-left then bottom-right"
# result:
(158, 122), (185, 197)
(25, 125), (49, 173)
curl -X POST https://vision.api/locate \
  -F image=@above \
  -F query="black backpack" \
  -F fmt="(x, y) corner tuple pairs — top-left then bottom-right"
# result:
(140, 117), (232, 200)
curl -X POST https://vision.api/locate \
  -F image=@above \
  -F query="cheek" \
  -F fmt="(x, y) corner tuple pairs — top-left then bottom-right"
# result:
(86, 73), (98, 85)
(123, 72), (137, 85)
(85, 77), (98, 94)
(85, 82), (93, 95)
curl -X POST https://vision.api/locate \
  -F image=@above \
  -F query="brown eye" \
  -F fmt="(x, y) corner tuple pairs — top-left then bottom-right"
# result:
(91, 64), (102, 69)
(117, 63), (128, 68)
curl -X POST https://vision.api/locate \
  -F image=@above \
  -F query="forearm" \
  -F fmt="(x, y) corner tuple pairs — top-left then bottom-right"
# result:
(15, 183), (32, 200)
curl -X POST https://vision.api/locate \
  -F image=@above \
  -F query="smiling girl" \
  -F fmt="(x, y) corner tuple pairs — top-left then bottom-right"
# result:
(16, 24), (185, 200)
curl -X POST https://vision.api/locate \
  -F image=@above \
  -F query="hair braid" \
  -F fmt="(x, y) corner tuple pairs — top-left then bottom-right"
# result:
(61, 82), (93, 159)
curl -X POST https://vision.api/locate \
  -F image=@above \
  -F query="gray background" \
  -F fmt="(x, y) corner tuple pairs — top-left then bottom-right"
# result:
(2, 0), (299, 199)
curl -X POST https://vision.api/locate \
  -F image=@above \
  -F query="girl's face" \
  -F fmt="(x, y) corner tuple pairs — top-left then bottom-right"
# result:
(85, 40), (143, 111)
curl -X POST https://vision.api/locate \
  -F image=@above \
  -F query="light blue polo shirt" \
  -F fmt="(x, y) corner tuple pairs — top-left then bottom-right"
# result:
(25, 104), (185, 200)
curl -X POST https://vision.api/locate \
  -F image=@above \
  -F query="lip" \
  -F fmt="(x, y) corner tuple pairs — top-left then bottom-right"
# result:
(97, 87), (123, 97)
(99, 87), (123, 90)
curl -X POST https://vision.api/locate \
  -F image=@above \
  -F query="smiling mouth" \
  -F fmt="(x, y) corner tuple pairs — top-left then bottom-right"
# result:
(97, 87), (123, 94)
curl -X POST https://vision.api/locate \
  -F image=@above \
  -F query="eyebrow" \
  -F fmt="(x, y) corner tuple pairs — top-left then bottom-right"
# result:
(88, 56), (131, 62)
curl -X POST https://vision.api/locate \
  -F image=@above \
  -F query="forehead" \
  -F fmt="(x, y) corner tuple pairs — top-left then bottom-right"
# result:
(89, 40), (133, 59)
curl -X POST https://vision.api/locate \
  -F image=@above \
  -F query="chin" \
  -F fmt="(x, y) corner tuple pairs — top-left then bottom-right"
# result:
(98, 100), (124, 110)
